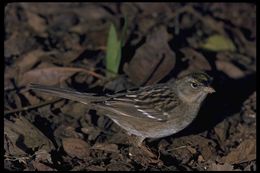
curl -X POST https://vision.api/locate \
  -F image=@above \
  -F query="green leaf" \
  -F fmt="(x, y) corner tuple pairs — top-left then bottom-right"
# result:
(105, 23), (121, 76)
(201, 34), (236, 52)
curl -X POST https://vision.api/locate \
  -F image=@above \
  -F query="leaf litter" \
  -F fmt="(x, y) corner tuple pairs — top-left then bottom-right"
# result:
(4, 3), (256, 171)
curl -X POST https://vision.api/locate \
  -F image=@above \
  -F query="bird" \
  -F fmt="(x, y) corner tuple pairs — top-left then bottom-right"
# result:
(29, 72), (215, 147)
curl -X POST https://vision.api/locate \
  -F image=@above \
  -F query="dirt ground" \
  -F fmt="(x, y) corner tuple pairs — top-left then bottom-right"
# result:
(4, 3), (256, 171)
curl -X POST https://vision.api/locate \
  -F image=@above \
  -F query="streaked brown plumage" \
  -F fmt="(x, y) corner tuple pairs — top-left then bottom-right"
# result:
(29, 72), (215, 146)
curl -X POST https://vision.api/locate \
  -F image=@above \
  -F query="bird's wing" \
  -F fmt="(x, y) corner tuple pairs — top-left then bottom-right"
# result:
(30, 83), (181, 122)
(102, 84), (181, 122)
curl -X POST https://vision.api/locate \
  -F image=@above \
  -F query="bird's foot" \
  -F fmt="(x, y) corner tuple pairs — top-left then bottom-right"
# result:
(127, 135), (162, 165)
(128, 145), (163, 166)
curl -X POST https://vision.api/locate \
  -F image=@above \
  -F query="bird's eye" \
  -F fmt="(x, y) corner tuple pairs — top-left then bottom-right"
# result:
(191, 82), (198, 89)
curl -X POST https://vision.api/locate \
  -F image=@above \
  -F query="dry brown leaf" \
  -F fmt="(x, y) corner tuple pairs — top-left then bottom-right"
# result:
(106, 163), (132, 171)
(171, 135), (217, 161)
(91, 143), (119, 153)
(4, 67), (17, 89)
(32, 161), (56, 171)
(62, 138), (90, 159)
(4, 117), (54, 154)
(85, 29), (108, 49)
(60, 102), (87, 119)
(181, 47), (211, 71)
(216, 52), (255, 72)
(207, 163), (235, 171)
(241, 91), (256, 123)
(214, 120), (228, 144)
(167, 145), (192, 164)
(137, 3), (172, 15)
(54, 125), (80, 140)
(16, 49), (45, 73)
(87, 165), (106, 171)
(73, 4), (113, 20)
(5, 31), (37, 57)
(21, 3), (112, 20)
(21, 90), (42, 105)
(221, 139), (256, 164)
(124, 25), (175, 86)
(216, 60), (245, 79)
(4, 132), (26, 156)
(25, 11), (47, 33)
(178, 48), (211, 77)
(19, 66), (96, 86)
(5, 49), (44, 89)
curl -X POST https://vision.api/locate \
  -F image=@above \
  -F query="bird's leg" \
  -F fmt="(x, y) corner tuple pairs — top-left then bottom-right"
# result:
(127, 135), (163, 166)
(128, 135), (158, 159)
(130, 135), (145, 147)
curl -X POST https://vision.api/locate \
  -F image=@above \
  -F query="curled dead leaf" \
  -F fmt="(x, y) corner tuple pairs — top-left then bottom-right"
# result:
(124, 25), (175, 86)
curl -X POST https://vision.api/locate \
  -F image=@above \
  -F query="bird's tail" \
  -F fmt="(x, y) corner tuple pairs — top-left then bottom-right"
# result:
(29, 83), (108, 104)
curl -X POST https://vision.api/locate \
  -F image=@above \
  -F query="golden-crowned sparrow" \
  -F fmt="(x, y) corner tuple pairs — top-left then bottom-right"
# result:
(29, 72), (215, 146)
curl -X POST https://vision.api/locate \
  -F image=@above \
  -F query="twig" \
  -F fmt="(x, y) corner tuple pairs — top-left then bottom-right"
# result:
(80, 68), (106, 79)
(55, 67), (106, 80)
(4, 98), (62, 115)
(166, 145), (187, 152)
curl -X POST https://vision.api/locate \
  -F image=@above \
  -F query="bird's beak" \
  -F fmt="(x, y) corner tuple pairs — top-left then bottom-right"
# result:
(204, 86), (216, 93)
